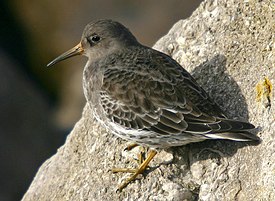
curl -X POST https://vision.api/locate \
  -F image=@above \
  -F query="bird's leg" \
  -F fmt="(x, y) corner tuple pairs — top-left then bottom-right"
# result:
(137, 146), (146, 165)
(126, 143), (146, 165)
(112, 146), (146, 173)
(112, 149), (157, 191)
(123, 143), (138, 151)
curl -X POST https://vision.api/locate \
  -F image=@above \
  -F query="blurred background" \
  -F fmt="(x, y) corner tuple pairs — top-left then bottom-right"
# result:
(0, 0), (202, 200)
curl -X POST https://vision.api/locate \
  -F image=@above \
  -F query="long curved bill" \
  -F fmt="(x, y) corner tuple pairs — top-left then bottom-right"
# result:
(47, 42), (84, 67)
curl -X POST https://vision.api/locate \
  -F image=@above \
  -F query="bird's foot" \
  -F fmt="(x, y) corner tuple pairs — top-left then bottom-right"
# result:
(123, 144), (147, 165)
(123, 143), (139, 151)
(112, 149), (157, 192)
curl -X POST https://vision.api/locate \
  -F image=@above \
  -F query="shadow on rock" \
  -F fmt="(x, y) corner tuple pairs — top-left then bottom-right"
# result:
(173, 54), (260, 165)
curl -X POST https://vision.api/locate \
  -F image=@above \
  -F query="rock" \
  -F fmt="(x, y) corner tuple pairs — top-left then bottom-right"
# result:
(22, 0), (274, 200)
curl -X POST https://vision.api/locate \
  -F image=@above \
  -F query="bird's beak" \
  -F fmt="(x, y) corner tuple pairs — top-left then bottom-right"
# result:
(47, 42), (84, 67)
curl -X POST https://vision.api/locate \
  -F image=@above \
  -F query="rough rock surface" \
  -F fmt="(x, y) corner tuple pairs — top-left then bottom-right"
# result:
(22, 0), (274, 200)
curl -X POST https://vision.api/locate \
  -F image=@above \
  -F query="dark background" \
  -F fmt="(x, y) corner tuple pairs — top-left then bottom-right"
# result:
(0, 1), (202, 200)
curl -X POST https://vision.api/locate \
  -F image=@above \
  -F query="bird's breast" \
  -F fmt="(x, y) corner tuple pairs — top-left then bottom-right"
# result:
(83, 60), (103, 107)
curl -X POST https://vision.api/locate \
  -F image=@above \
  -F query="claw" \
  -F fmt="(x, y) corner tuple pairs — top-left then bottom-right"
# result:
(123, 143), (138, 151)
(112, 149), (157, 191)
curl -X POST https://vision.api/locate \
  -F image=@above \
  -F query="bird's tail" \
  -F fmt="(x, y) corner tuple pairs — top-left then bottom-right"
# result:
(205, 131), (260, 141)
(204, 119), (260, 142)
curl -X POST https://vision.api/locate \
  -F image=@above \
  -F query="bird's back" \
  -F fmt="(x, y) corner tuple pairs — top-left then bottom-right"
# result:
(101, 46), (226, 116)
(86, 45), (259, 148)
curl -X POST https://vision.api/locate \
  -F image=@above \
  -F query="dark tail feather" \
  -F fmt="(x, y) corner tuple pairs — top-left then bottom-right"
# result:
(206, 118), (260, 142)
(205, 131), (260, 142)
(222, 119), (255, 130)
(208, 119), (255, 132)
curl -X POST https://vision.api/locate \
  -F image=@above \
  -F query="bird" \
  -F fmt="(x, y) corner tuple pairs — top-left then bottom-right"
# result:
(47, 19), (260, 191)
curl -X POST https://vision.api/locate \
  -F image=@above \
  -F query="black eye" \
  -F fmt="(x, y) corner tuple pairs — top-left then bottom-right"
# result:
(92, 35), (101, 42)
(87, 34), (101, 45)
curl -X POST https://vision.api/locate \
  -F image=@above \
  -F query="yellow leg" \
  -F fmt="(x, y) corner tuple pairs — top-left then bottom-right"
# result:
(137, 147), (146, 165)
(112, 168), (136, 173)
(124, 143), (138, 151)
(112, 146), (145, 173)
(114, 149), (157, 191)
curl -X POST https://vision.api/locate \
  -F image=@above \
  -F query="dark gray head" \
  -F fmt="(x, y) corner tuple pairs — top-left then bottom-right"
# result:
(47, 19), (140, 67)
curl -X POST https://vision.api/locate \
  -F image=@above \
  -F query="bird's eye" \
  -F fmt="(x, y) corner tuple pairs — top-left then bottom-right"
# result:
(87, 35), (101, 45)
(92, 35), (101, 42)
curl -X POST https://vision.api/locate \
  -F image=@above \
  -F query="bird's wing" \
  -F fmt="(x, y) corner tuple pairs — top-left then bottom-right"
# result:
(100, 49), (254, 138)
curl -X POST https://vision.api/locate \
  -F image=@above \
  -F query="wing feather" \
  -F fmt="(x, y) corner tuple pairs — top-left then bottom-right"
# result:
(97, 48), (258, 142)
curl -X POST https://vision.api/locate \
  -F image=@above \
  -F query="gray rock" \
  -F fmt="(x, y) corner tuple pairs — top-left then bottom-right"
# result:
(22, 0), (274, 200)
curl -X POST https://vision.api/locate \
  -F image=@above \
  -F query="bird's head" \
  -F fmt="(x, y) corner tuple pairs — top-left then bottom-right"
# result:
(47, 19), (139, 67)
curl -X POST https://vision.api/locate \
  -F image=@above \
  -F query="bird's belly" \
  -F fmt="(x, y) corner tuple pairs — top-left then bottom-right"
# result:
(89, 102), (207, 149)
(99, 120), (206, 149)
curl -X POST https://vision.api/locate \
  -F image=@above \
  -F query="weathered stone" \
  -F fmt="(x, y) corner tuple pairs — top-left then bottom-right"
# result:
(22, 0), (274, 200)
